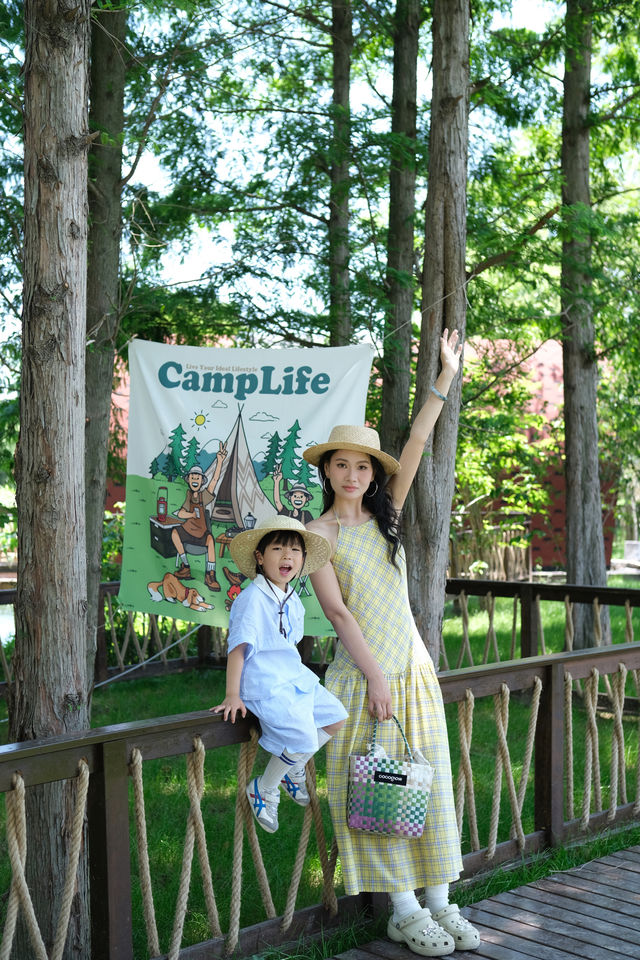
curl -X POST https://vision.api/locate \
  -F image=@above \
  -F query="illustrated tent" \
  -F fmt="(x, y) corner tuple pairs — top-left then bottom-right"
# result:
(210, 407), (276, 529)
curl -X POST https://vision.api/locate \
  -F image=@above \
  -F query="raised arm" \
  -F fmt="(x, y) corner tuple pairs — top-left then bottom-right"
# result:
(388, 327), (463, 510)
(309, 561), (392, 721)
(272, 462), (284, 512)
(207, 440), (228, 494)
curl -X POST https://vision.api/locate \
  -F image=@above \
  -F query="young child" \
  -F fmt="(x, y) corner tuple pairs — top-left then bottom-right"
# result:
(211, 516), (347, 833)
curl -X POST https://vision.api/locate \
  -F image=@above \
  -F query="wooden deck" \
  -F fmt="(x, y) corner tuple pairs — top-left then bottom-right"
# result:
(331, 846), (640, 960)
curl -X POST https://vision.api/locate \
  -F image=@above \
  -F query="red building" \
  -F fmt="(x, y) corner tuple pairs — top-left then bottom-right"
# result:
(524, 340), (616, 569)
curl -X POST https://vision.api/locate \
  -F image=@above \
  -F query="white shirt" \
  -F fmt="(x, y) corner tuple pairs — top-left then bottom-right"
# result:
(227, 574), (319, 701)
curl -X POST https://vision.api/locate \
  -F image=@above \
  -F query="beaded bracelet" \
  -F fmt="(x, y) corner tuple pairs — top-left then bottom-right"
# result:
(430, 385), (448, 402)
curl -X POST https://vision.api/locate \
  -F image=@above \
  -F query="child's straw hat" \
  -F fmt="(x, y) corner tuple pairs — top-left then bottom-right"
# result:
(303, 425), (400, 476)
(230, 516), (331, 579)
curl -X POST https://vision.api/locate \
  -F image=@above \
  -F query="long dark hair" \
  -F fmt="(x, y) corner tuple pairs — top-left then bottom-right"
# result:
(318, 451), (402, 566)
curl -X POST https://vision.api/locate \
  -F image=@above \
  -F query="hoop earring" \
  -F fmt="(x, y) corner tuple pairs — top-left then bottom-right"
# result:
(323, 477), (332, 494)
(366, 481), (379, 497)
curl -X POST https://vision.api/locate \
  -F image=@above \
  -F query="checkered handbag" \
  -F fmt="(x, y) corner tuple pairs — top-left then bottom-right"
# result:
(347, 715), (434, 838)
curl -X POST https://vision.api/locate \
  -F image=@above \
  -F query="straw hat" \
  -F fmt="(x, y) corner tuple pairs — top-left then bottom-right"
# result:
(303, 425), (400, 476)
(229, 515), (332, 579)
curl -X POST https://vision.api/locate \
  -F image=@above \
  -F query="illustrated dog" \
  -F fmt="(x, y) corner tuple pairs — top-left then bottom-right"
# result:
(147, 572), (213, 612)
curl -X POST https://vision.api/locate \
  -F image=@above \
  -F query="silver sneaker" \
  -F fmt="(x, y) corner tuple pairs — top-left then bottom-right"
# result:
(246, 776), (280, 833)
(281, 762), (310, 806)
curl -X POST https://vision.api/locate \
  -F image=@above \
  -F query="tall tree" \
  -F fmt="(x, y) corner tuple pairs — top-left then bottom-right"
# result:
(11, 0), (92, 954)
(379, 0), (421, 458)
(561, 0), (610, 646)
(85, 0), (127, 687)
(405, 0), (469, 661)
(328, 0), (353, 345)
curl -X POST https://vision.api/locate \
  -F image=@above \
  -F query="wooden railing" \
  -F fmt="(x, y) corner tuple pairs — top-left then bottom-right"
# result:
(447, 577), (640, 657)
(2, 577), (639, 690)
(0, 643), (638, 958)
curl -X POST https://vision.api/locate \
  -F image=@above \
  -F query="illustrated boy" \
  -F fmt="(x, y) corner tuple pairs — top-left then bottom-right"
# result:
(272, 463), (314, 525)
(172, 441), (227, 591)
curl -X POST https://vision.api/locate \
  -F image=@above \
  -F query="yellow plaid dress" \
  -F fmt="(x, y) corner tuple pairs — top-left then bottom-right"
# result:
(325, 518), (463, 894)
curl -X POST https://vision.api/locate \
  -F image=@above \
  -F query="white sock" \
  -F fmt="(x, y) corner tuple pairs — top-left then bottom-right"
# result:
(389, 890), (421, 921)
(260, 750), (304, 791)
(423, 883), (449, 915)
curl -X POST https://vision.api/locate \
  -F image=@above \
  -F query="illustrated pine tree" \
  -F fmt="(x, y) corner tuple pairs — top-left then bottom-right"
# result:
(182, 435), (201, 475)
(166, 423), (187, 482)
(262, 430), (283, 477)
(279, 420), (303, 481)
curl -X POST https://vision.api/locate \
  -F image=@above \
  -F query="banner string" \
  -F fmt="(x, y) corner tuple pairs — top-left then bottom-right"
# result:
(93, 622), (203, 689)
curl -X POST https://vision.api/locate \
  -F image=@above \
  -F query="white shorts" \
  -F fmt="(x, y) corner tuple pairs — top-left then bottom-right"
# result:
(244, 681), (348, 755)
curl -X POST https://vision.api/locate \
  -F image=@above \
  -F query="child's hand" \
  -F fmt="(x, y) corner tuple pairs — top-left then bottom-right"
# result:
(440, 327), (463, 377)
(210, 695), (247, 723)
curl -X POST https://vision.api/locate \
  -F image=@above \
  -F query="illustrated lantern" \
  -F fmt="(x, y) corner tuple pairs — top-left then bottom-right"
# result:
(156, 487), (168, 522)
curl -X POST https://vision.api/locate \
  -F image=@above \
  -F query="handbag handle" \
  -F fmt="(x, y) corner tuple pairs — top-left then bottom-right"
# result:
(371, 714), (414, 762)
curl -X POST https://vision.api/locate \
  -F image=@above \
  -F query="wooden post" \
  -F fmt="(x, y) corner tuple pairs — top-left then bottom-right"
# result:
(534, 660), (565, 846)
(197, 624), (213, 664)
(519, 583), (540, 659)
(89, 739), (133, 959)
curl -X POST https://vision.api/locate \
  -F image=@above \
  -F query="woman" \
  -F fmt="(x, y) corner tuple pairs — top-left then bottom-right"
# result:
(305, 329), (479, 957)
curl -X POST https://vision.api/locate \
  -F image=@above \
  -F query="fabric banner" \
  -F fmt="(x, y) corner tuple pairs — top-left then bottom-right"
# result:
(118, 340), (374, 629)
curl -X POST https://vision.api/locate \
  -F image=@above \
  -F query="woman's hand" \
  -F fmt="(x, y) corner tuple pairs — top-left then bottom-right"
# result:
(366, 669), (393, 721)
(210, 695), (246, 723)
(440, 327), (463, 379)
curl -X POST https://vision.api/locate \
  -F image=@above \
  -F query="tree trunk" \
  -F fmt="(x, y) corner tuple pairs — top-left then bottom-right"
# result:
(405, 0), (469, 663)
(85, 4), (127, 688)
(561, 0), (610, 648)
(12, 1), (91, 955)
(328, 0), (352, 346)
(379, 0), (420, 459)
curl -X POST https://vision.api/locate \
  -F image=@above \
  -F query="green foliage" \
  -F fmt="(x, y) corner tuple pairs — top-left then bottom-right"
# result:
(1, 0), (639, 560)
(102, 505), (125, 581)
(452, 339), (557, 566)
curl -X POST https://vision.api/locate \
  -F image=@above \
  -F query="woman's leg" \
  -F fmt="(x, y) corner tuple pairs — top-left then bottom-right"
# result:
(423, 884), (449, 914)
(389, 890), (422, 921)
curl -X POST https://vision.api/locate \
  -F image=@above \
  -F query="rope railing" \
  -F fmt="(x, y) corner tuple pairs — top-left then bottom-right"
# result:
(0, 760), (90, 960)
(129, 725), (337, 958)
(562, 661), (640, 834)
(0, 643), (638, 958)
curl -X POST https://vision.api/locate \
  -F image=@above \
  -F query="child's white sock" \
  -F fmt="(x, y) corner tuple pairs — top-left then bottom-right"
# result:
(389, 890), (421, 921)
(423, 883), (449, 915)
(260, 750), (305, 791)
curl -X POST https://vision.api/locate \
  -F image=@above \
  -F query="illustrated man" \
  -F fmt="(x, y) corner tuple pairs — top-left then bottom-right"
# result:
(272, 463), (314, 525)
(172, 441), (227, 591)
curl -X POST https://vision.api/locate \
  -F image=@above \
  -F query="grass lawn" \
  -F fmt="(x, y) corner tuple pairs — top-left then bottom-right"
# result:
(441, 574), (640, 667)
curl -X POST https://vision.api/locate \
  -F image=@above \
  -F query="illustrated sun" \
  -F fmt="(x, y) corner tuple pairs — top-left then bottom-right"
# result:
(193, 411), (207, 429)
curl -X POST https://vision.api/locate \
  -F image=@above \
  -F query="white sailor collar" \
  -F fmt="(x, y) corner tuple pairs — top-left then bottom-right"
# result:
(253, 573), (292, 603)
